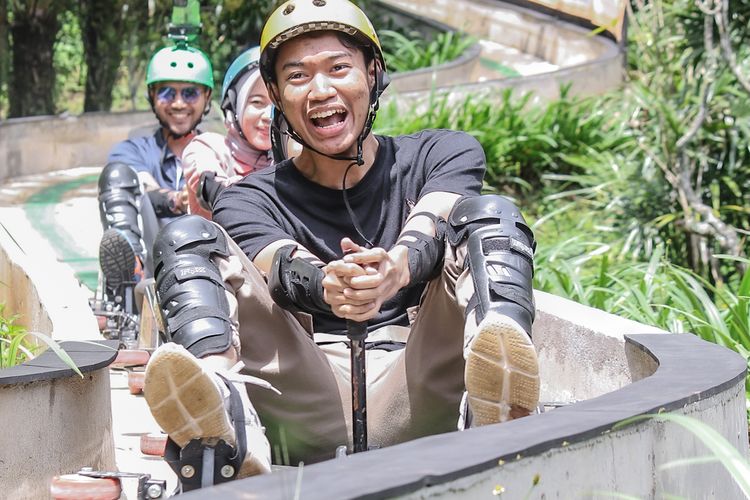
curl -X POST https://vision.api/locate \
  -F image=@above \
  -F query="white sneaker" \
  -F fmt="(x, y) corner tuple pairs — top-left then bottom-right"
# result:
(463, 312), (539, 426)
(144, 343), (277, 477)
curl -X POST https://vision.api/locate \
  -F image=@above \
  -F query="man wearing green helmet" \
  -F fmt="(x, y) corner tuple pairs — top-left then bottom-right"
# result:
(96, 43), (213, 332)
(141, 0), (540, 489)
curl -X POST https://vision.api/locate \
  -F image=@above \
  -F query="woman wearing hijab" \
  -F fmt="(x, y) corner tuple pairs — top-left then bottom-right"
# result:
(182, 46), (272, 219)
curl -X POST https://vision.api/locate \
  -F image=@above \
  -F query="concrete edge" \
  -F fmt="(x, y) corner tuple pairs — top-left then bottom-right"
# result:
(0, 340), (119, 386)
(180, 333), (747, 499)
(0, 206), (100, 343)
(373, 0), (484, 93)
(384, 38), (623, 105)
(0, 341), (118, 499)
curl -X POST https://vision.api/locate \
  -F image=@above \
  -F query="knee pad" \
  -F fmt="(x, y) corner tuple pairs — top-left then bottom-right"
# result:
(448, 195), (536, 332)
(98, 162), (144, 255)
(153, 215), (233, 357)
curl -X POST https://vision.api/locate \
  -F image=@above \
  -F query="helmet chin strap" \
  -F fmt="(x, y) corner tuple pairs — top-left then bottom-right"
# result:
(269, 54), (389, 248)
(279, 116), (367, 165)
(270, 57), (386, 166)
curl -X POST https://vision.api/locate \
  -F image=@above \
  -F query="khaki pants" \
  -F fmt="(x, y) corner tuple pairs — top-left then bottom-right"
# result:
(215, 227), (472, 465)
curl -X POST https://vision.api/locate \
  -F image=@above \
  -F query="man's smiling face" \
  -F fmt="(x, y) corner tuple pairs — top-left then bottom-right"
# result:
(271, 32), (375, 158)
(151, 81), (209, 137)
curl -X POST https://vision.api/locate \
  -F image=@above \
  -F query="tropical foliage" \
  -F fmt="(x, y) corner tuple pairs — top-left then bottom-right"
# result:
(0, 303), (34, 368)
(0, 301), (85, 376)
(0, 0), (473, 118)
(379, 29), (476, 74)
(377, 0), (750, 409)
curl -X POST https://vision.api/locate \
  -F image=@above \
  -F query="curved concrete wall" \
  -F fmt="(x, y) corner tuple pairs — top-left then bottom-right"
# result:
(183, 296), (748, 499)
(0, 204), (113, 497)
(382, 0), (623, 101)
(0, 342), (118, 500)
(0, 0), (623, 181)
(0, 111), (154, 183)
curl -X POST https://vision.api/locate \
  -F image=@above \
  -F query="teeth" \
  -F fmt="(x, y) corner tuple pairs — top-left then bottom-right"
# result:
(310, 109), (344, 119)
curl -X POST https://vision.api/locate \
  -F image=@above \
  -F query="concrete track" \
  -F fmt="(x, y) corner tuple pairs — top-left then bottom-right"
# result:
(0, 168), (179, 494)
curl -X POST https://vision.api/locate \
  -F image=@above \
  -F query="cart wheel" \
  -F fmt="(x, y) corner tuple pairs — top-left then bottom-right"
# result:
(128, 370), (145, 395)
(140, 432), (168, 456)
(112, 349), (150, 368)
(50, 474), (121, 500)
(95, 315), (108, 332)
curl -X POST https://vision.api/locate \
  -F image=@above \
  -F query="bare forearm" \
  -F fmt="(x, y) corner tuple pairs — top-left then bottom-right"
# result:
(395, 192), (460, 243)
(390, 191), (460, 286)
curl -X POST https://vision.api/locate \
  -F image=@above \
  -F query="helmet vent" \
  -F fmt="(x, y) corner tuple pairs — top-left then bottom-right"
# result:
(283, 3), (295, 15)
(187, 62), (194, 68)
(170, 62), (177, 67)
(313, 0), (326, 6)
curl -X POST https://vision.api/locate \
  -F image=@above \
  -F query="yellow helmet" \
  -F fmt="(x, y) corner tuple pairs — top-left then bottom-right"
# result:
(260, 0), (390, 165)
(259, 0), (386, 83)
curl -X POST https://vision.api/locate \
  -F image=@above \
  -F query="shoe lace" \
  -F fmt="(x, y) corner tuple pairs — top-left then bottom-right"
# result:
(216, 361), (281, 395)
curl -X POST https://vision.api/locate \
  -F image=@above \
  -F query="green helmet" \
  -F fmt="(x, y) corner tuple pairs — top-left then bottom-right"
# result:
(146, 45), (214, 89)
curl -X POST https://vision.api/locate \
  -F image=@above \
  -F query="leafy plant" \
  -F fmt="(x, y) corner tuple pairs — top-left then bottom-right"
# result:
(54, 9), (85, 114)
(379, 29), (476, 73)
(0, 303), (35, 368)
(0, 303), (83, 377)
(376, 86), (631, 202)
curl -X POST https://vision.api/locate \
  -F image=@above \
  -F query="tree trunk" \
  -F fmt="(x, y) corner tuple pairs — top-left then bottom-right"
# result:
(0, 0), (9, 102)
(8, 5), (60, 117)
(80, 0), (125, 112)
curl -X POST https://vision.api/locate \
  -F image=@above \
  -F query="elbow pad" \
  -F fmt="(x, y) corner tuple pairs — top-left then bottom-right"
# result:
(396, 213), (447, 285)
(268, 244), (331, 314)
(197, 171), (226, 212)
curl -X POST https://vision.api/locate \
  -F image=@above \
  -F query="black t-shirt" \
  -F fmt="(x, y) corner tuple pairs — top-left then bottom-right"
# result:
(213, 129), (485, 334)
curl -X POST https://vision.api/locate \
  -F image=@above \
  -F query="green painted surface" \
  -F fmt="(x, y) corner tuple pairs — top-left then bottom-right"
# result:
(24, 174), (100, 292)
(479, 57), (521, 77)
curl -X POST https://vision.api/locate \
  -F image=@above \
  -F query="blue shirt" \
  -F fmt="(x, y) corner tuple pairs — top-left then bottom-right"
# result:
(107, 129), (186, 191)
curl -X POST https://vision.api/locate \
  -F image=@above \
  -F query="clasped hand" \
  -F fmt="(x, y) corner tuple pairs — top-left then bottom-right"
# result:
(322, 238), (409, 322)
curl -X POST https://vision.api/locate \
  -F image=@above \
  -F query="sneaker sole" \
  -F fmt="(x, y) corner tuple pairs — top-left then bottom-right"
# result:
(144, 346), (233, 448)
(465, 314), (540, 426)
(99, 228), (136, 290)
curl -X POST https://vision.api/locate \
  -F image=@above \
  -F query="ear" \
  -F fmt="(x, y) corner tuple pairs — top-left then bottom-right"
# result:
(367, 60), (376, 90)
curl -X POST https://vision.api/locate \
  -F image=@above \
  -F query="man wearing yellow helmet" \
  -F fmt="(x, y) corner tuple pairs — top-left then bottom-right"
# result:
(142, 0), (539, 488)
(95, 44), (213, 340)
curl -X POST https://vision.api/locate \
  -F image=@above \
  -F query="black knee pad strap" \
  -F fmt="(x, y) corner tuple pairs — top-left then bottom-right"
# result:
(466, 225), (535, 321)
(153, 216), (233, 357)
(447, 194), (536, 250)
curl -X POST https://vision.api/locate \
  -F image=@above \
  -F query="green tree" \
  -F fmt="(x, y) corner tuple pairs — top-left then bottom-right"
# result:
(202, 0), (276, 90)
(0, 0), (9, 116)
(7, 1), (71, 117)
(620, 0), (749, 282)
(80, 0), (127, 112)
